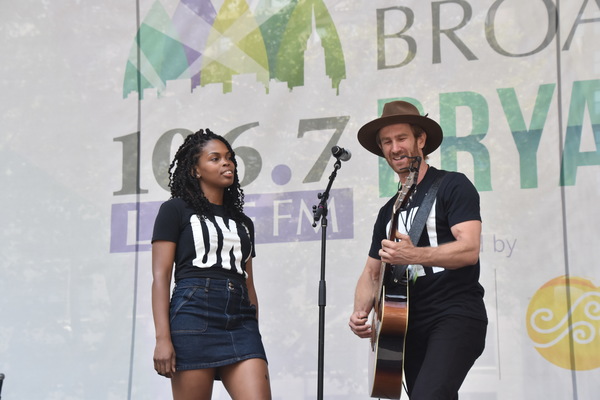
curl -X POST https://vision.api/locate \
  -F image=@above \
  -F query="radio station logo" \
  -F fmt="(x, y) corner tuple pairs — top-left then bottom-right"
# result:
(526, 275), (600, 370)
(123, 0), (346, 98)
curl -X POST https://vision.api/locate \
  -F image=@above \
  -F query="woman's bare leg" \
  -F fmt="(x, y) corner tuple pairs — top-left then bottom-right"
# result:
(220, 359), (271, 400)
(171, 368), (216, 400)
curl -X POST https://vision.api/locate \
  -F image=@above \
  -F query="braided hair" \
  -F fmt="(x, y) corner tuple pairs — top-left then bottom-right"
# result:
(168, 128), (245, 221)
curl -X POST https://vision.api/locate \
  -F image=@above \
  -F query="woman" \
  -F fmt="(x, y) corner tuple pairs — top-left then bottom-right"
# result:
(151, 129), (271, 400)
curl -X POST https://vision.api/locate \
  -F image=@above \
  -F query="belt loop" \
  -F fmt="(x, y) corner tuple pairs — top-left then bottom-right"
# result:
(205, 277), (210, 292)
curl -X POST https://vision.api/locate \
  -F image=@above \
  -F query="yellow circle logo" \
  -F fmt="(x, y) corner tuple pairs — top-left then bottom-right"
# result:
(526, 276), (600, 370)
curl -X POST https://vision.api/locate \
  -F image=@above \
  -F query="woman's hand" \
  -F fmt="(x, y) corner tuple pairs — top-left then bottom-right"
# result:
(153, 338), (176, 378)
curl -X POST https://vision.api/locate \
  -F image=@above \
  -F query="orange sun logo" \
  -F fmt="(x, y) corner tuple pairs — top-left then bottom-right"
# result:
(526, 276), (600, 370)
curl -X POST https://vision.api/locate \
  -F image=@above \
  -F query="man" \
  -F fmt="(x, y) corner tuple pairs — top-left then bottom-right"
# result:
(349, 101), (487, 399)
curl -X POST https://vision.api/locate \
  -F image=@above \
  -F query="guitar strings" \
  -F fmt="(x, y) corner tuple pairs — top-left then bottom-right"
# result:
(398, 182), (417, 236)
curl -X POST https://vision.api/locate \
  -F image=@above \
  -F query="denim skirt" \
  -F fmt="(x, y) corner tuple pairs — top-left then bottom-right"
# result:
(170, 277), (267, 371)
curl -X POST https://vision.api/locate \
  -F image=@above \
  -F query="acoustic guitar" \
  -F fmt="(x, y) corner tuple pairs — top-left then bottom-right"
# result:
(369, 159), (420, 399)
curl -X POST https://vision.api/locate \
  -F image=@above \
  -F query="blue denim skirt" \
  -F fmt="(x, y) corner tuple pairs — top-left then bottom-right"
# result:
(170, 278), (267, 371)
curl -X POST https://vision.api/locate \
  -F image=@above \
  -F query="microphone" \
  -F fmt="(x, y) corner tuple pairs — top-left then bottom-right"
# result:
(331, 146), (351, 161)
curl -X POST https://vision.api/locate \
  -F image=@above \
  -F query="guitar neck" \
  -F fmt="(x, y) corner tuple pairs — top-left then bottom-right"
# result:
(374, 165), (419, 308)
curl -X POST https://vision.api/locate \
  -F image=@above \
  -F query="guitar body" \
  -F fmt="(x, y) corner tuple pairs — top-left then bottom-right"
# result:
(368, 158), (420, 399)
(369, 273), (409, 399)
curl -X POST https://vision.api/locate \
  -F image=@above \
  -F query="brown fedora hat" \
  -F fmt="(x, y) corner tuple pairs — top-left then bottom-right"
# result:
(357, 101), (443, 157)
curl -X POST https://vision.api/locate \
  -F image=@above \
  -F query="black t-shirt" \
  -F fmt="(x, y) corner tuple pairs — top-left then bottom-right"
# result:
(369, 166), (487, 324)
(152, 198), (255, 283)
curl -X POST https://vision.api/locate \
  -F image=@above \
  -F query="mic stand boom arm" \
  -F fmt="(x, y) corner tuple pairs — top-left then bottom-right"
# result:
(312, 158), (341, 227)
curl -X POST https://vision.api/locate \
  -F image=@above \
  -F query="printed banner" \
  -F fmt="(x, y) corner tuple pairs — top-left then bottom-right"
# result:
(1, 1), (599, 399)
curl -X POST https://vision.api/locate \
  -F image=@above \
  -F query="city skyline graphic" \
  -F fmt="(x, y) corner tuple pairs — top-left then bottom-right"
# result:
(123, 0), (346, 98)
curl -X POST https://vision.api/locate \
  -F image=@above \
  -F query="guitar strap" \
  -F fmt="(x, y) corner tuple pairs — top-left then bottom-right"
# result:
(392, 170), (448, 282)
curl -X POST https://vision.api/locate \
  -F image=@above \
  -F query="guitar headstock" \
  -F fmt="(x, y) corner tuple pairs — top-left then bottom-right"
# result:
(392, 157), (421, 214)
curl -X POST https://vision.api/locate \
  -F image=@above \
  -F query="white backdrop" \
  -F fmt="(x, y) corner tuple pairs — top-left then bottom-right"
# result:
(1, 1), (599, 399)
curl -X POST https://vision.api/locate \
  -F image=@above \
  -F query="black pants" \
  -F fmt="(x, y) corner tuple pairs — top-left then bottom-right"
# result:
(404, 314), (487, 400)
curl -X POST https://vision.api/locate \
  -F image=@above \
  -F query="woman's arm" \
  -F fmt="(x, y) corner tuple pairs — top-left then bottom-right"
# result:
(245, 258), (260, 320)
(151, 240), (176, 378)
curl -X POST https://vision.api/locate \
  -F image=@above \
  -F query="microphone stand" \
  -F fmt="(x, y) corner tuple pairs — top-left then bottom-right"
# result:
(312, 157), (343, 400)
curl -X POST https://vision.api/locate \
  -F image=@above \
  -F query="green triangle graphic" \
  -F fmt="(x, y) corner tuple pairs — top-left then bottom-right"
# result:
(200, 0), (270, 93)
(275, 0), (346, 92)
(123, 0), (190, 99)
